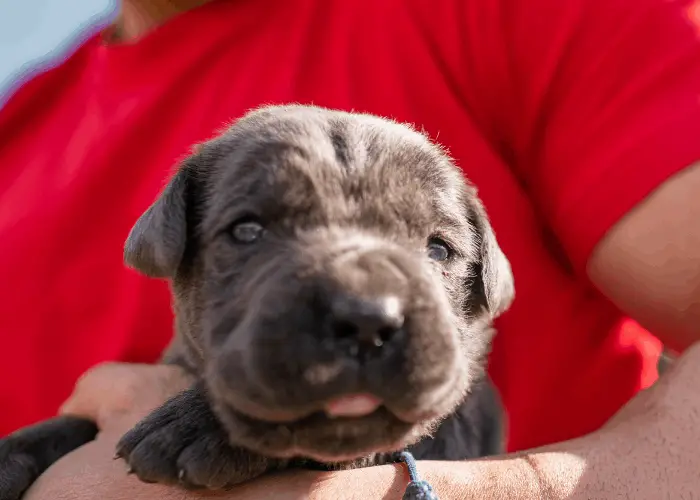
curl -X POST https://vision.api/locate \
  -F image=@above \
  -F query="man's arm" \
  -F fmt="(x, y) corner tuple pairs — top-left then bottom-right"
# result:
(587, 162), (700, 352)
(319, 339), (700, 500)
(466, 0), (700, 351)
(32, 166), (700, 499)
(31, 350), (700, 500)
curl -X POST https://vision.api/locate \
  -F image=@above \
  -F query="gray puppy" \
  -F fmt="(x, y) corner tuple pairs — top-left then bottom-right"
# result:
(0, 105), (514, 498)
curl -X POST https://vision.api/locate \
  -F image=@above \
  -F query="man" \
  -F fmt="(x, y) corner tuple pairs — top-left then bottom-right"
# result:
(1, 0), (699, 497)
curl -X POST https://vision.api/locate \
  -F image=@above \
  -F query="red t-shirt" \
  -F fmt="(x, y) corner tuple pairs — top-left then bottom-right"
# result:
(2, 0), (700, 452)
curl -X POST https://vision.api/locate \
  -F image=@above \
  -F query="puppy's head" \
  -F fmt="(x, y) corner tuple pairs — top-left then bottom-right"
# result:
(124, 105), (514, 462)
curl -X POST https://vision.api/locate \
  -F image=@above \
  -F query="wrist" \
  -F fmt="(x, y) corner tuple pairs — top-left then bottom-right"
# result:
(305, 463), (407, 500)
(308, 457), (544, 500)
(416, 455), (571, 500)
(417, 460), (499, 500)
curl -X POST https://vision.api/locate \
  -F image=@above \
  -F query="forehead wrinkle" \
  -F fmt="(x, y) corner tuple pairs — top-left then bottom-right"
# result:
(433, 187), (477, 258)
(234, 137), (349, 225)
(433, 177), (470, 222)
(202, 138), (297, 222)
(338, 137), (449, 236)
(267, 113), (350, 175)
(201, 167), (266, 238)
(204, 105), (471, 243)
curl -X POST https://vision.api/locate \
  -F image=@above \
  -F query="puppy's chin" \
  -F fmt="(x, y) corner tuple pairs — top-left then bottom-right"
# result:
(204, 357), (471, 461)
(210, 398), (435, 462)
(207, 376), (463, 425)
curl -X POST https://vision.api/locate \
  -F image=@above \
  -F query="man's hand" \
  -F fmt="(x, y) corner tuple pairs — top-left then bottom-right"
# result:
(58, 362), (193, 434)
(23, 363), (359, 500)
(24, 363), (196, 499)
(25, 348), (700, 500)
(21, 363), (458, 500)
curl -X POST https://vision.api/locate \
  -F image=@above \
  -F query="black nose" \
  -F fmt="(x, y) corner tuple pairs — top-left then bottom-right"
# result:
(328, 294), (405, 356)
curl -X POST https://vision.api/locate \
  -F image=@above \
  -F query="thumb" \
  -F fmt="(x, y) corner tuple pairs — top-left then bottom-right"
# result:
(59, 363), (133, 419)
(59, 362), (191, 434)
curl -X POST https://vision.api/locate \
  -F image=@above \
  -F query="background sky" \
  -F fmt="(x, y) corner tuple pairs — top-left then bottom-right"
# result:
(0, 0), (118, 107)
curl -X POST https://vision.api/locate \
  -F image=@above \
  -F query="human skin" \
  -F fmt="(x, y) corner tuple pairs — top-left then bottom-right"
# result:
(22, 0), (700, 497)
(586, 163), (700, 353)
(26, 339), (700, 500)
(24, 163), (700, 499)
(104, 0), (211, 43)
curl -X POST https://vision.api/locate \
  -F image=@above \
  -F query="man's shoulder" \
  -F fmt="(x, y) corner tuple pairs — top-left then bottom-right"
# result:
(0, 36), (97, 124)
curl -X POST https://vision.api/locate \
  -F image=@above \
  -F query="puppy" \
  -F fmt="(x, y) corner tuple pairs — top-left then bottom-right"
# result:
(0, 105), (514, 498)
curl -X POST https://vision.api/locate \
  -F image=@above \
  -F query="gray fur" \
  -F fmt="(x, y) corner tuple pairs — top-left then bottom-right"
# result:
(0, 105), (514, 498)
(118, 105), (514, 488)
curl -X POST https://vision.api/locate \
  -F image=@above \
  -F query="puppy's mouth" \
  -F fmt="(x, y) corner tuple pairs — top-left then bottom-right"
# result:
(222, 391), (388, 425)
(322, 393), (383, 418)
(215, 395), (423, 462)
(217, 387), (448, 427)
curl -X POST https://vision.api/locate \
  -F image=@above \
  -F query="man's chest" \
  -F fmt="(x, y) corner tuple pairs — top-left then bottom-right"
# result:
(0, 36), (540, 338)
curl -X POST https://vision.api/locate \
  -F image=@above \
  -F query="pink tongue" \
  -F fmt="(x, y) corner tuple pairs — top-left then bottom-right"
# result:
(324, 394), (382, 418)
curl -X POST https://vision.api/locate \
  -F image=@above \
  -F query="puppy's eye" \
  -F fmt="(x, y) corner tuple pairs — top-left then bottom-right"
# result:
(230, 219), (265, 244)
(427, 238), (452, 262)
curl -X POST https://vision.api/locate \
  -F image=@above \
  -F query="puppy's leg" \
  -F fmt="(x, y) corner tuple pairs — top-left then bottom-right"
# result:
(115, 384), (273, 489)
(0, 416), (98, 500)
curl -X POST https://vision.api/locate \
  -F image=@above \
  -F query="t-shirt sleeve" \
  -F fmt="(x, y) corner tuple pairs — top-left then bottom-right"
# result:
(483, 0), (700, 273)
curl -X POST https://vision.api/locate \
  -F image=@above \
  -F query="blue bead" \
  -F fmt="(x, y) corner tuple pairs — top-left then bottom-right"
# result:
(402, 480), (439, 500)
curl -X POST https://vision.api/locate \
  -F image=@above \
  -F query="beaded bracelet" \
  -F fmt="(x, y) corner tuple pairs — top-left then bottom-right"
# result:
(395, 451), (439, 500)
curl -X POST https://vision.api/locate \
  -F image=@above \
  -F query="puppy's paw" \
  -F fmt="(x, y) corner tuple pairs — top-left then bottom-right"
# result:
(0, 416), (98, 500)
(115, 386), (270, 489)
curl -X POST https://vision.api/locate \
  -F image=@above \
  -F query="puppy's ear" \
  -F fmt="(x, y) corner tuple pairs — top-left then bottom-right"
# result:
(124, 158), (197, 278)
(468, 199), (515, 319)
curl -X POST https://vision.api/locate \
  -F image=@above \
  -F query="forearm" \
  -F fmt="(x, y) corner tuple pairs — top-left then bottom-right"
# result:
(420, 443), (590, 500)
(416, 348), (700, 500)
(412, 429), (687, 500)
(32, 347), (700, 500)
(25, 418), (692, 500)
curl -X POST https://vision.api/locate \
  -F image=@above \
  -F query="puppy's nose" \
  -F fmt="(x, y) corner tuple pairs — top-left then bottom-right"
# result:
(328, 295), (405, 355)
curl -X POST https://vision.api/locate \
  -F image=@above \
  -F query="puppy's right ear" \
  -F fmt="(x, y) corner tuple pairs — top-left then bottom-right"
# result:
(124, 160), (195, 278)
(466, 195), (515, 320)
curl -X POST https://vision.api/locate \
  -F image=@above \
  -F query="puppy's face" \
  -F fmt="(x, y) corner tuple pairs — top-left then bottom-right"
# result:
(124, 105), (514, 463)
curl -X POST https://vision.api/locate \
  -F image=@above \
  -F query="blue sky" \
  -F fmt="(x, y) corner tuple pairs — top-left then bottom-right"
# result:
(0, 0), (118, 107)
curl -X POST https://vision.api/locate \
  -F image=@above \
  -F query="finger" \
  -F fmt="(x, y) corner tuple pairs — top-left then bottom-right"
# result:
(59, 363), (193, 432)
(59, 363), (126, 418)
(59, 363), (154, 425)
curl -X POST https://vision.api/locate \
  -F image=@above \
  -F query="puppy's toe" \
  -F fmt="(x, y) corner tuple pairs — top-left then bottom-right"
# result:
(118, 423), (189, 484)
(0, 450), (36, 500)
(116, 385), (261, 488)
(116, 401), (206, 485)
(176, 436), (270, 489)
(0, 416), (98, 500)
(114, 409), (179, 463)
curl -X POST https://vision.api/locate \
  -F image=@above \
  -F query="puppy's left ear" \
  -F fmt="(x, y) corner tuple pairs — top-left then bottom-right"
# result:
(124, 156), (199, 278)
(468, 199), (515, 319)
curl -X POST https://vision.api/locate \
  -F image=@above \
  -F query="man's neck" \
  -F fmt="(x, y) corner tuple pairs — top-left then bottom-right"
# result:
(106, 0), (212, 43)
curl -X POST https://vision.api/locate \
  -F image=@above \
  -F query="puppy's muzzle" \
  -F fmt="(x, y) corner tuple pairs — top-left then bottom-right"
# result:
(318, 245), (415, 362)
(209, 238), (459, 425)
(325, 293), (405, 361)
